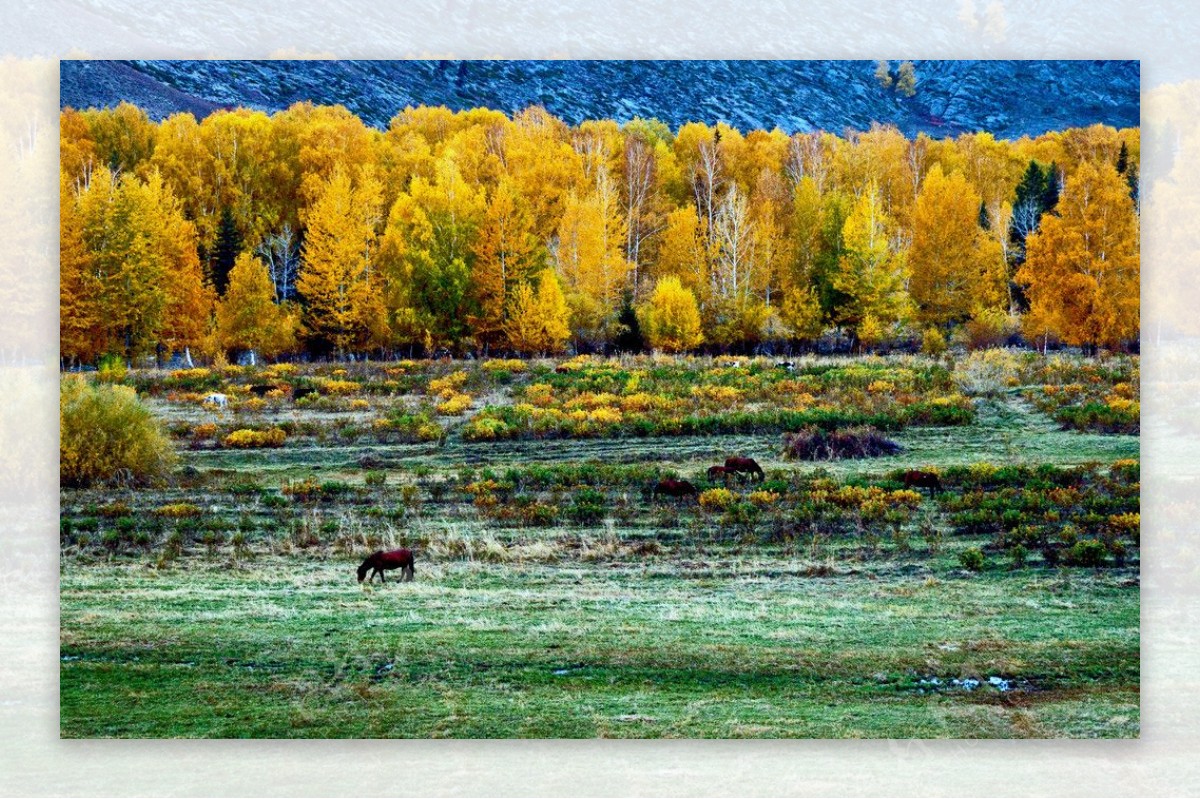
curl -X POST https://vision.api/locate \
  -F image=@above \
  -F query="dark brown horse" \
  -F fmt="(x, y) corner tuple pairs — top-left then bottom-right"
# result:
(724, 456), (765, 482)
(653, 478), (698, 499)
(707, 465), (733, 484)
(901, 469), (942, 496)
(357, 548), (415, 583)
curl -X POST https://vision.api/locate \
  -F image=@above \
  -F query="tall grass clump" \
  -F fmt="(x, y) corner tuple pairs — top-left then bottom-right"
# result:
(60, 376), (175, 487)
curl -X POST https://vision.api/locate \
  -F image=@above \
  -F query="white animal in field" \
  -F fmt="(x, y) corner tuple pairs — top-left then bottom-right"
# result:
(202, 392), (228, 409)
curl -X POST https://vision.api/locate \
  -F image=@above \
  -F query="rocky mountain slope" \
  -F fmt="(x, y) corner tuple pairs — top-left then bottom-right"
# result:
(60, 59), (1139, 138)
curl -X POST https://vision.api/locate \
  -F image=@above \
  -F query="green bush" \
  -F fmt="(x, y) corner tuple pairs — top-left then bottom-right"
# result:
(958, 546), (986, 571)
(60, 377), (176, 487)
(922, 327), (948, 357)
(1066, 539), (1108, 567)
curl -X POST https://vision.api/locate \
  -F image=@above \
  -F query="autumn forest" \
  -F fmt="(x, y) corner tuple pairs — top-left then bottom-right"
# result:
(59, 101), (1140, 364)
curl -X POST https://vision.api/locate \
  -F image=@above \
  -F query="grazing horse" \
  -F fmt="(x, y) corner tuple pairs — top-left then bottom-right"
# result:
(202, 392), (228, 409)
(248, 384), (277, 398)
(724, 456), (765, 482)
(292, 386), (319, 401)
(707, 465), (734, 484)
(653, 478), (698, 500)
(901, 469), (942, 496)
(357, 548), (415, 583)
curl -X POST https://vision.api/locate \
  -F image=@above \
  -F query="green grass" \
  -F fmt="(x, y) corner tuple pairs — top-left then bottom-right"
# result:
(60, 356), (1140, 738)
(178, 396), (1136, 479)
(60, 556), (1138, 738)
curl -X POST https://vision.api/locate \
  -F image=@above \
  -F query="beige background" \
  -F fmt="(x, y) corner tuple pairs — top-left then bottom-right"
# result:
(2, 1), (1195, 795)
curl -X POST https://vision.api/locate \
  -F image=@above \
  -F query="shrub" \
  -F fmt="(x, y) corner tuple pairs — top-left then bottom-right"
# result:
(483, 359), (526, 373)
(436, 392), (473, 416)
(782, 425), (900, 460)
(222, 428), (286, 448)
(922, 327), (948, 357)
(958, 546), (986, 571)
(364, 471), (387, 487)
(321, 379), (360, 395)
(154, 503), (202, 518)
(60, 377), (176, 487)
(96, 354), (128, 384)
(699, 488), (735, 512)
(567, 487), (607, 523)
(1066, 539), (1108, 567)
(1107, 512), (1140, 543)
(748, 490), (780, 507)
(462, 417), (513, 441)
(377, 410), (443, 443)
(429, 371), (469, 396)
(99, 500), (132, 517)
(191, 422), (219, 441)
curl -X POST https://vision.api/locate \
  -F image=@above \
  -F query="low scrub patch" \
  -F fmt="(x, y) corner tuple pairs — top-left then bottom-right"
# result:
(782, 425), (901, 460)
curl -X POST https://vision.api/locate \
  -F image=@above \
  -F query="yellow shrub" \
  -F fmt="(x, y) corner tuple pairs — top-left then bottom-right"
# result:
(483, 359), (526, 373)
(321, 379), (360, 395)
(566, 392), (619, 410)
(169, 367), (211, 381)
(192, 422), (218, 439)
(699, 488), (735, 511)
(588, 407), (623, 425)
(691, 385), (743, 404)
(969, 462), (998, 480)
(60, 377), (176, 487)
(242, 398), (266, 412)
(264, 363), (297, 377)
(1105, 396), (1138, 414)
(154, 503), (202, 518)
(429, 371), (469, 396)
(350, 399), (370, 410)
(525, 383), (555, 407)
(748, 490), (780, 507)
(1107, 512), (1140, 537)
(887, 489), (924, 509)
(222, 428), (286, 449)
(437, 393), (473, 416)
(619, 392), (671, 413)
(867, 380), (895, 394)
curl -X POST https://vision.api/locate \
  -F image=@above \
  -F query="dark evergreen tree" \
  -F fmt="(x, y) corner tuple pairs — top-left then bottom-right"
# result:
(1042, 162), (1061, 212)
(1116, 140), (1129, 174)
(613, 297), (645, 353)
(211, 206), (243, 297)
(978, 200), (990, 230)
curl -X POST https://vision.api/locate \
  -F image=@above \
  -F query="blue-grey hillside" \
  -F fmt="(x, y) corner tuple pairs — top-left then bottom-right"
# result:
(60, 59), (1139, 139)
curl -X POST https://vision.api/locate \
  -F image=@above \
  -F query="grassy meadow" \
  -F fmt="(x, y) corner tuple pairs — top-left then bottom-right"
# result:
(59, 351), (1140, 738)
